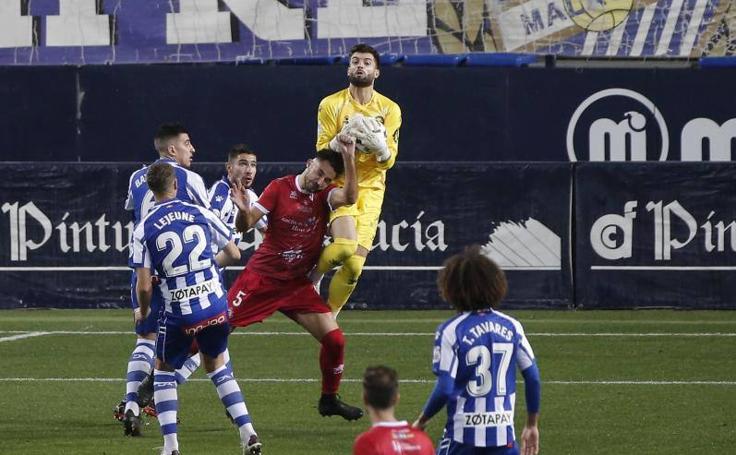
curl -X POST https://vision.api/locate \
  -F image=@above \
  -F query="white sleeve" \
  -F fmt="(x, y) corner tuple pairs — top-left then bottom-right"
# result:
(201, 207), (233, 250)
(514, 320), (536, 371)
(188, 172), (211, 209)
(129, 224), (151, 268)
(124, 172), (135, 211)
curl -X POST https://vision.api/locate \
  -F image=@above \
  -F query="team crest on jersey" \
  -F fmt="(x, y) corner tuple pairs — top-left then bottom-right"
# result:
(215, 195), (224, 203)
(289, 191), (299, 199)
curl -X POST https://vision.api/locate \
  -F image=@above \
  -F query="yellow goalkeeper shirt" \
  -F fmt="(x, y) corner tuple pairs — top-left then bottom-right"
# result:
(316, 88), (401, 192)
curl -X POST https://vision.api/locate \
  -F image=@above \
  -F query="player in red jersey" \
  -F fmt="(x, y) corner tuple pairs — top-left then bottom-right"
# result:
(228, 134), (363, 420)
(353, 365), (435, 455)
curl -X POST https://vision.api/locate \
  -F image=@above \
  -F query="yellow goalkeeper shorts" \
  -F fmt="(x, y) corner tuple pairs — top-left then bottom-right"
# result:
(330, 188), (385, 250)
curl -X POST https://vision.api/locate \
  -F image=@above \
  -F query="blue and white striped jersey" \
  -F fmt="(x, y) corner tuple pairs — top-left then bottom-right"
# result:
(125, 158), (210, 224)
(207, 176), (267, 233)
(129, 199), (232, 324)
(433, 310), (535, 448)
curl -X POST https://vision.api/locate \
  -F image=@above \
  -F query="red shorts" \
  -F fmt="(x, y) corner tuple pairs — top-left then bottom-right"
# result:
(227, 267), (331, 328)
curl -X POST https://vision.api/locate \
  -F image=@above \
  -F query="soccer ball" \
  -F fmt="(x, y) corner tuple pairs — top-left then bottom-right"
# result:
(565, 0), (633, 32)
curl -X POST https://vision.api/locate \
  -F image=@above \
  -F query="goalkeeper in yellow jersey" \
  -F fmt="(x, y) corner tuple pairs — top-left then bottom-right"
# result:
(311, 43), (402, 317)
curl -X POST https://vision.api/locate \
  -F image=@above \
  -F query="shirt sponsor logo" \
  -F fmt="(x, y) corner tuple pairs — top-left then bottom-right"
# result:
(168, 278), (219, 302)
(461, 410), (514, 428)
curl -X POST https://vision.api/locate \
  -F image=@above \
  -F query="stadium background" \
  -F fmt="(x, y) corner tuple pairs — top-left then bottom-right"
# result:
(3, 0), (736, 309)
(1, 2), (735, 455)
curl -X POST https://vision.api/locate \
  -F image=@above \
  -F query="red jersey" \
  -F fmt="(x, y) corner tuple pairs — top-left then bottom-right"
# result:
(353, 421), (435, 455)
(248, 175), (335, 280)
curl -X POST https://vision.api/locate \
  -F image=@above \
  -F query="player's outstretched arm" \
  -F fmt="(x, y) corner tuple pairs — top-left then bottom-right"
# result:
(135, 267), (153, 323)
(215, 240), (241, 268)
(231, 180), (266, 233)
(329, 134), (358, 209)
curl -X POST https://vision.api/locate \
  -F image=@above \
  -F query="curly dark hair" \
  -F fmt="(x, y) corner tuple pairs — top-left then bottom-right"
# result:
(437, 245), (508, 312)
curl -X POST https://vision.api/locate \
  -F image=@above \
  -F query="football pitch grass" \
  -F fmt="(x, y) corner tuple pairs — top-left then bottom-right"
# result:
(1, 309), (735, 454)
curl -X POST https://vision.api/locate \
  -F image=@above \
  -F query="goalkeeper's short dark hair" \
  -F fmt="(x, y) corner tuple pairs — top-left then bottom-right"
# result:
(349, 43), (380, 69)
(437, 245), (508, 312)
(228, 144), (256, 162)
(363, 365), (398, 410)
(316, 148), (345, 176)
(146, 162), (176, 196)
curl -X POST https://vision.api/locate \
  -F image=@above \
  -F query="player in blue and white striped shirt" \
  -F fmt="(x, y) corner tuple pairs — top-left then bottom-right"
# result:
(414, 246), (541, 455)
(117, 123), (210, 432)
(208, 144), (267, 245)
(130, 162), (261, 455)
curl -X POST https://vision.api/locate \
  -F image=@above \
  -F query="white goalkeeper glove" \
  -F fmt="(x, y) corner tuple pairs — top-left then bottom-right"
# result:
(330, 114), (390, 162)
(357, 117), (390, 162)
(330, 114), (366, 151)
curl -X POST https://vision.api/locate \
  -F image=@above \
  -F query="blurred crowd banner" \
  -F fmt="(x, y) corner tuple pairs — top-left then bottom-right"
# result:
(3, 161), (736, 310)
(0, 162), (572, 309)
(0, 0), (734, 65)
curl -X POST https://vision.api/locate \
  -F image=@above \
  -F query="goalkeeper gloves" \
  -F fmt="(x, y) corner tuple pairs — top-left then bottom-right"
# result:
(331, 114), (390, 162)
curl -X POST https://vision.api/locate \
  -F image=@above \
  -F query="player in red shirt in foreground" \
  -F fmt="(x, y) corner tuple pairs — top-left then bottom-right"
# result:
(353, 365), (435, 454)
(228, 134), (363, 420)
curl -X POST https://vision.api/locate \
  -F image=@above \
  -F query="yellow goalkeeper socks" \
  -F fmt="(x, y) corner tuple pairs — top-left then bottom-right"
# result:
(327, 254), (366, 314)
(317, 237), (358, 274)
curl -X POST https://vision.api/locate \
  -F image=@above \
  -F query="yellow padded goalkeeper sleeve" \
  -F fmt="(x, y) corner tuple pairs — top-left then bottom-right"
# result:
(317, 237), (358, 274)
(327, 254), (366, 314)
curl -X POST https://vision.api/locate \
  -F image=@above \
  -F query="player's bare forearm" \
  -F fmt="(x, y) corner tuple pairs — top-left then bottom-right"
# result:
(330, 134), (358, 208)
(341, 153), (357, 205)
(234, 207), (264, 233)
(231, 180), (264, 232)
(521, 415), (540, 455)
(412, 412), (430, 430)
(215, 241), (241, 267)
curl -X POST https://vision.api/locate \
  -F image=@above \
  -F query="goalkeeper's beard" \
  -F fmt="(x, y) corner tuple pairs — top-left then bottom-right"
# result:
(348, 74), (373, 88)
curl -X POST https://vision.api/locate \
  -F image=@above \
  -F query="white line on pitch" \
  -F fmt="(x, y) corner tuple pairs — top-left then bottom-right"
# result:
(0, 330), (734, 337)
(0, 331), (50, 343)
(0, 377), (734, 386)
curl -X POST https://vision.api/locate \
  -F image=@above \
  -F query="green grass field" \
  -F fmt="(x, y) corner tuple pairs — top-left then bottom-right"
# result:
(1, 309), (735, 454)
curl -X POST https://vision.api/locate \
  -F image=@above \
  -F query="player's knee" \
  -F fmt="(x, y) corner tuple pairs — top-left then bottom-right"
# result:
(321, 328), (345, 350)
(324, 238), (358, 267)
(342, 255), (365, 284)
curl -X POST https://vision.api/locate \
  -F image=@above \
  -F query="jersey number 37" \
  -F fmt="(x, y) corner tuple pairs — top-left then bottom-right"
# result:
(465, 343), (513, 397)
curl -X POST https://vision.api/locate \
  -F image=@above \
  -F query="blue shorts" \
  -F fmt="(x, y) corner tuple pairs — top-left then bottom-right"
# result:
(156, 311), (229, 369)
(130, 272), (164, 336)
(437, 438), (519, 455)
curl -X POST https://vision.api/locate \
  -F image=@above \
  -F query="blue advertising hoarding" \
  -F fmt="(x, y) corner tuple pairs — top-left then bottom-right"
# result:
(0, 162), (572, 309)
(575, 162), (736, 308)
(2, 65), (736, 163)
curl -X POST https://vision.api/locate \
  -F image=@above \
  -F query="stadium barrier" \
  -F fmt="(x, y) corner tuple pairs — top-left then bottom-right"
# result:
(1, 161), (734, 310)
(2, 64), (736, 164)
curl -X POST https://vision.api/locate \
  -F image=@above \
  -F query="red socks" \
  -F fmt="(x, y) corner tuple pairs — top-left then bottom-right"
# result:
(319, 328), (345, 394)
